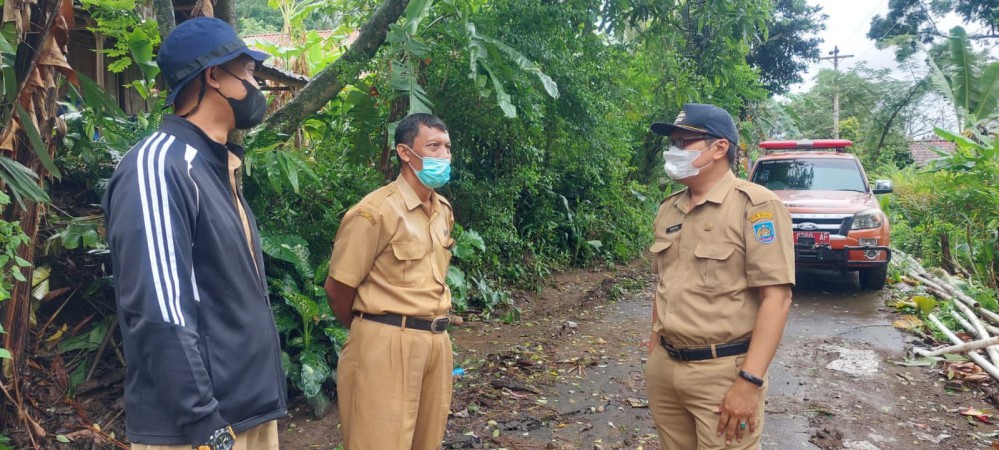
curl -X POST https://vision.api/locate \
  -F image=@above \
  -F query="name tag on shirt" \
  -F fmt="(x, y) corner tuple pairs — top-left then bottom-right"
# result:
(666, 224), (682, 234)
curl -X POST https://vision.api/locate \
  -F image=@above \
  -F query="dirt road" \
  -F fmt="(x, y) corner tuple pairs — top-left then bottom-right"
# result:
(279, 265), (999, 449)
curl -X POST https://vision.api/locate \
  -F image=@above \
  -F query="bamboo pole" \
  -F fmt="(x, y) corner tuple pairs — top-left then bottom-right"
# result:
(977, 307), (999, 327)
(915, 335), (999, 357)
(950, 302), (999, 367)
(928, 314), (999, 382)
(902, 250), (982, 308)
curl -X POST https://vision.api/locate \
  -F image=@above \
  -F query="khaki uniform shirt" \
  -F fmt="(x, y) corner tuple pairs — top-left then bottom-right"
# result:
(650, 170), (794, 346)
(329, 176), (454, 318)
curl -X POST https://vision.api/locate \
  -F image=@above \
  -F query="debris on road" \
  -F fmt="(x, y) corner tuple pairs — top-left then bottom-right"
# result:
(821, 345), (880, 375)
(626, 397), (648, 408)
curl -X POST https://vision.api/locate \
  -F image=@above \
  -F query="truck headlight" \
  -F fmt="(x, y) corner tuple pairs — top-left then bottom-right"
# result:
(859, 238), (878, 247)
(852, 209), (883, 230)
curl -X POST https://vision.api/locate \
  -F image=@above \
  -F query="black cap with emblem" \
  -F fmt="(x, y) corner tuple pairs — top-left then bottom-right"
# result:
(650, 103), (739, 146)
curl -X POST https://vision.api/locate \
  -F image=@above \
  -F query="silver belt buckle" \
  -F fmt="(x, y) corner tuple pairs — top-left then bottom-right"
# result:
(430, 316), (450, 333)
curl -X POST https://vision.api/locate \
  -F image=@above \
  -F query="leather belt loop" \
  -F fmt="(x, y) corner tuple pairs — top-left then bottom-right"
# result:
(710, 344), (718, 359)
(400, 316), (408, 330)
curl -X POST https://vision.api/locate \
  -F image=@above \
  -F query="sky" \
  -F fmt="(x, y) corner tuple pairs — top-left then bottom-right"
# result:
(791, 0), (965, 94)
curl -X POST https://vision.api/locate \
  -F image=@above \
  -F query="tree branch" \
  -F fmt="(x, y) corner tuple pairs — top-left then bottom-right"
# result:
(927, 30), (999, 40)
(260, 0), (410, 139)
(874, 78), (927, 156)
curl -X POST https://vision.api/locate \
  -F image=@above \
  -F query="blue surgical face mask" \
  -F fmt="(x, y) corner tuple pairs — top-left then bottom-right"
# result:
(405, 146), (451, 189)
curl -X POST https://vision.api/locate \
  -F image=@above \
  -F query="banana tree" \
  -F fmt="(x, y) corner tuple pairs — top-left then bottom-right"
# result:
(0, 0), (77, 446)
(385, 0), (559, 118)
(925, 26), (999, 132)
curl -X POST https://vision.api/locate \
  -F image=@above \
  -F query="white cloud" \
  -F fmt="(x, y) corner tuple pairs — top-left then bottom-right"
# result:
(791, 0), (968, 94)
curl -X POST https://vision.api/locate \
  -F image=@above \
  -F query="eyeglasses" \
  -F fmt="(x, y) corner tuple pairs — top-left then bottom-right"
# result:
(670, 135), (715, 149)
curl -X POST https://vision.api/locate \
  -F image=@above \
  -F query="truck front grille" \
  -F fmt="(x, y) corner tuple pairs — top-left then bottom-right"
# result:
(790, 214), (853, 237)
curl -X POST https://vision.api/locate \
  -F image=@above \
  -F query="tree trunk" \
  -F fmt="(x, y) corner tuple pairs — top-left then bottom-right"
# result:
(215, 0), (237, 28)
(941, 232), (955, 274)
(260, 0), (410, 139)
(378, 96), (408, 180)
(153, 0), (176, 40)
(634, 132), (663, 184)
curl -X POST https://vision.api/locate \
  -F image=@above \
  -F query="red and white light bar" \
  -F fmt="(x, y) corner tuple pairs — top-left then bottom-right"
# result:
(759, 139), (853, 150)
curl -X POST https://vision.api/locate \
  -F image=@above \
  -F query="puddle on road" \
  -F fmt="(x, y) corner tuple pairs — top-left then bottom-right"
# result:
(821, 345), (880, 376)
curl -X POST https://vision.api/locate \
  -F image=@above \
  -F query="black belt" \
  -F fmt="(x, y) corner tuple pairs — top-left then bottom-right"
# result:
(355, 312), (450, 333)
(658, 336), (750, 362)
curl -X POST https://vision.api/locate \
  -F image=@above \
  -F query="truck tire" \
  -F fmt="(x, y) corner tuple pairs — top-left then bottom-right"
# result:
(859, 265), (888, 290)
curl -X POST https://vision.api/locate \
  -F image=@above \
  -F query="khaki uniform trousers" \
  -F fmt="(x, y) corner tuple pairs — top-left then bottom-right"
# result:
(131, 420), (278, 450)
(337, 317), (453, 450)
(645, 342), (767, 450)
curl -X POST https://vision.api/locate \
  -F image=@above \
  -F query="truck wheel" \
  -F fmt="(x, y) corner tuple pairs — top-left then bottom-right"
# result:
(859, 265), (888, 290)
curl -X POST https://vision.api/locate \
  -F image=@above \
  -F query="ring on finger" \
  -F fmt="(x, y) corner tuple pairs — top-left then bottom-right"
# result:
(739, 421), (747, 430)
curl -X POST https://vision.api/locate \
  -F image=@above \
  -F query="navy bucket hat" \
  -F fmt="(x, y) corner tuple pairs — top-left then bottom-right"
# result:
(650, 103), (740, 146)
(157, 17), (270, 106)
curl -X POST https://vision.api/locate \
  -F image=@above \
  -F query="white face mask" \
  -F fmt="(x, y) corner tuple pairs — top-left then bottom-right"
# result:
(663, 143), (715, 180)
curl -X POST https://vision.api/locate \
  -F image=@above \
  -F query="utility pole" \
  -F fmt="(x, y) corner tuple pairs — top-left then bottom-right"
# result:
(818, 46), (854, 139)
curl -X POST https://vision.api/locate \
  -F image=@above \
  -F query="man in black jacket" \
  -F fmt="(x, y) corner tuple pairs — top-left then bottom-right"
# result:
(103, 18), (286, 450)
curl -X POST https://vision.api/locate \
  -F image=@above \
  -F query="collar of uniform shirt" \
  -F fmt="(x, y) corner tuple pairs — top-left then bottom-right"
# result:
(676, 170), (736, 213)
(395, 175), (442, 212)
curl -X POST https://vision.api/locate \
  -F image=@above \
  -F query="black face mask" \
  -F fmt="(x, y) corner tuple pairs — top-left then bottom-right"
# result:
(214, 68), (267, 129)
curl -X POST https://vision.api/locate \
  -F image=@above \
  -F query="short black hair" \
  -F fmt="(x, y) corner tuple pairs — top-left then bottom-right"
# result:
(395, 113), (448, 148)
(705, 137), (738, 168)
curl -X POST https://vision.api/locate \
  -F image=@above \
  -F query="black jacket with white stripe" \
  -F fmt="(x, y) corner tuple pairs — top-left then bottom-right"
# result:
(103, 116), (287, 445)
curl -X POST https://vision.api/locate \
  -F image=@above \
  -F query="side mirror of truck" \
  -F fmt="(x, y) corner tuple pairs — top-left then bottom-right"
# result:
(872, 179), (893, 194)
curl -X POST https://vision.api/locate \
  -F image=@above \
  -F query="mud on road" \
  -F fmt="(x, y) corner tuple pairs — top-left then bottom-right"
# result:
(279, 264), (999, 449)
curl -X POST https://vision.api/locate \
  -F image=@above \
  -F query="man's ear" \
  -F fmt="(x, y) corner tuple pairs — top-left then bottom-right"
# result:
(204, 66), (222, 89)
(396, 144), (411, 164)
(713, 140), (730, 160)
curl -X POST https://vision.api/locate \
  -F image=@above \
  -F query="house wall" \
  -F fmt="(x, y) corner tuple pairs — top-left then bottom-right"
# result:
(68, 29), (151, 116)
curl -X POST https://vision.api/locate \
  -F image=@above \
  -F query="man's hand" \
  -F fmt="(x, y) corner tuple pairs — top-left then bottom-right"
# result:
(715, 379), (761, 445)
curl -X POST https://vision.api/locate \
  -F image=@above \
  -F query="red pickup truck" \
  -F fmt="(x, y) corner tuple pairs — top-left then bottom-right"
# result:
(748, 139), (893, 289)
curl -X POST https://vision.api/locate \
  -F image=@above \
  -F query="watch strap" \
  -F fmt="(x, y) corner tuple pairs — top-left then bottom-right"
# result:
(738, 369), (765, 387)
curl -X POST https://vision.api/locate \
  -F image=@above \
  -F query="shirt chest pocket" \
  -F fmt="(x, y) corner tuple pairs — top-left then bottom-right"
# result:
(693, 243), (737, 288)
(390, 241), (431, 287)
(649, 240), (674, 274)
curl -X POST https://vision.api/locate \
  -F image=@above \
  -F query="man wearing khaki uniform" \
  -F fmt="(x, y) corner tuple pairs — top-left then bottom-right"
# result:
(646, 103), (794, 449)
(325, 113), (455, 450)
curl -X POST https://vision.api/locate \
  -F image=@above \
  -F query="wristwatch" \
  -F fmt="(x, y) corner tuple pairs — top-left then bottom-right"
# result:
(196, 426), (235, 450)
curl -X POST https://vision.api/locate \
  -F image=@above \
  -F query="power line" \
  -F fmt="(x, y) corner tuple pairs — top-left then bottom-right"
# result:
(846, 0), (887, 40)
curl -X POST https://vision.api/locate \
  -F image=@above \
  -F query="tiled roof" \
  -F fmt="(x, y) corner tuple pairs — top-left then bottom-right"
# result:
(909, 139), (956, 166)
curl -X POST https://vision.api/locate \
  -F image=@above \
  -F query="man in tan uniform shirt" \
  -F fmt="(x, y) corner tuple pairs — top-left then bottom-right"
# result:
(325, 113), (455, 450)
(646, 103), (794, 449)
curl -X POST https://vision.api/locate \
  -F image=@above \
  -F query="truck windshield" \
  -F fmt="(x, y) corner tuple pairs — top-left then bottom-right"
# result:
(751, 158), (867, 192)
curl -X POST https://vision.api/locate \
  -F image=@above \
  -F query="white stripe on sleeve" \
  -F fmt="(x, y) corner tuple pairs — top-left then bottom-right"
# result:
(136, 132), (172, 323)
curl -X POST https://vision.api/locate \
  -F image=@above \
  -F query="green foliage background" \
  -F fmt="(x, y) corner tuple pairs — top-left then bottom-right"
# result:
(17, 0), (832, 420)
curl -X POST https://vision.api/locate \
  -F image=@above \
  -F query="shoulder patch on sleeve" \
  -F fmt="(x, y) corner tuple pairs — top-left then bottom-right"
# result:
(734, 180), (778, 206)
(748, 211), (774, 222)
(350, 206), (378, 226)
(753, 220), (776, 244)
